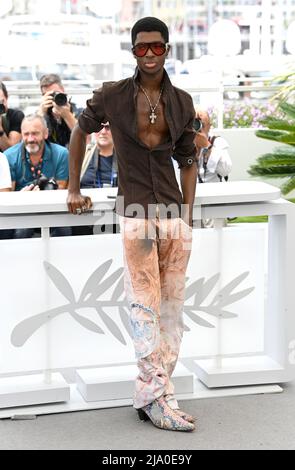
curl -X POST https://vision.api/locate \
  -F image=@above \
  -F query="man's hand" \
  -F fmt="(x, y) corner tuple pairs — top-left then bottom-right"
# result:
(67, 191), (92, 215)
(20, 184), (40, 191)
(38, 91), (55, 116)
(53, 101), (72, 119)
(53, 102), (77, 130)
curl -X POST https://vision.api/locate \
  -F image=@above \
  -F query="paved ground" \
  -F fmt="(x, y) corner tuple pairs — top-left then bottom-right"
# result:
(1, 379), (294, 450)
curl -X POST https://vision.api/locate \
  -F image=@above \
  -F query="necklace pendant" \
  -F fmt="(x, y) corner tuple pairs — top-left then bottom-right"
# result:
(150, 112), (157, 124)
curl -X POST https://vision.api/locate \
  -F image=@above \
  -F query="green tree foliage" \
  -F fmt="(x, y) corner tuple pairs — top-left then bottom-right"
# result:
(248, 102), (295, 195)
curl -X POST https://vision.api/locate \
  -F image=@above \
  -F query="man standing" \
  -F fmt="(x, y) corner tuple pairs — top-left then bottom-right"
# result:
(67, 17), (197, 432)
(38, 74), (79, 148)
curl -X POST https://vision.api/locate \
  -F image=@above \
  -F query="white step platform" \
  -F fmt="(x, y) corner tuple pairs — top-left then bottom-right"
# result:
(194, 355), (285, 388)
(76, 363), (194, 402)
(0, 379), (282, 419)
(0, 372), (70, 409)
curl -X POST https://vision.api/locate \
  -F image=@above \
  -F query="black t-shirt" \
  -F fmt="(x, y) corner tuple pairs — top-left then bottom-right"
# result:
(45, 102), (81, 148)
(81, 148), (117, 189)
(0, 108), (24, 151)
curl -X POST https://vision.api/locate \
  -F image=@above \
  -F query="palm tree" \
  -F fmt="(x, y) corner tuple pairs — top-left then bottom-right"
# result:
(248, 101), (295, 195)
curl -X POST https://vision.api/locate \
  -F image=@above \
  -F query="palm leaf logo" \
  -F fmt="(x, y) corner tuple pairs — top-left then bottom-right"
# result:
(11, 260), (254, 347)
(184, 272), (254, 329)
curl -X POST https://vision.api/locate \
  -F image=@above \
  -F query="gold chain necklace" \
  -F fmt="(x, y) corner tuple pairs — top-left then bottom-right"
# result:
(139, 84), (164, 124)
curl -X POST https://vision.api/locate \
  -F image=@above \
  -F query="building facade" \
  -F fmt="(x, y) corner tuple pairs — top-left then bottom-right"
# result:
(2, 0), (295, 59)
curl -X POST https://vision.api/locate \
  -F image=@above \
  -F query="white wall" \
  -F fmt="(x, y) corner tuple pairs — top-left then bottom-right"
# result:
(216, 128), (281, 183)
(216, 128), (295, 198)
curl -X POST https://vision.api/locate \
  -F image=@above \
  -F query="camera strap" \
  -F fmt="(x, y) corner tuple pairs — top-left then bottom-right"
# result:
(21, 143), (28, 180)
(97, 152), (118, 188)
(82, 145), (118, 188)
(20, 141), (51, 181)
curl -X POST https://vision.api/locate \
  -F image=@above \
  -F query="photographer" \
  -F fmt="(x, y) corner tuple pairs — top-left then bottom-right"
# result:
(4, 114), (70, 238)
(0, 82), (24, 152)
(194, 109), (232, 228)
(194, 109), (232, 184)
(38, 74), (79, 148)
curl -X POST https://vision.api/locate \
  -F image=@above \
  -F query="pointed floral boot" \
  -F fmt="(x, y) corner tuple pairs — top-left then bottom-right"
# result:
(137, 397), (195, 432)
(173, 408), (196, 424)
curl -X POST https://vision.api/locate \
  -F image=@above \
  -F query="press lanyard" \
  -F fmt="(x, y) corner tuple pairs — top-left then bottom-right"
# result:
(95, 154), (117, 188)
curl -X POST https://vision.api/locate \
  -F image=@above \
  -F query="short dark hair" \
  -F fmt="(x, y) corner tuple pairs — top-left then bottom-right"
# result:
(39, 74), (63, 90)
(0, 82), (8, 99)
(131, 17), (169, 45)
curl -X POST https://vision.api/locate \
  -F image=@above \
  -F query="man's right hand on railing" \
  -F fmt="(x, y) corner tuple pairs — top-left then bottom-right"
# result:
(67, 191), (92, 215)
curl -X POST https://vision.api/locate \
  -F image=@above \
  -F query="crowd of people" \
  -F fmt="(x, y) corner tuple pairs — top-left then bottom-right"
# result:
(0, 73), (231, 236)
(0, 73), (124, 238)
(0, 71), (232, 240)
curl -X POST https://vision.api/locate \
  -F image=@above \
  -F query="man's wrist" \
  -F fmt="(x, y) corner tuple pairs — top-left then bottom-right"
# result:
(61, 108), (73, 119)
(37, 106), (46, 116)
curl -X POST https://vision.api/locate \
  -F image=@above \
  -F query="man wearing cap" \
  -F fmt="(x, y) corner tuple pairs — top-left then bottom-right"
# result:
(67, 17), (197, 432)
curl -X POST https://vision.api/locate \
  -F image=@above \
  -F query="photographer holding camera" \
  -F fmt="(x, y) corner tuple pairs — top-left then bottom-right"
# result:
(4, 114), (71, 238)
(38, 74), (79, 148)
(0, 82), (24, 152)
(194, 109), (232, 184)
(194, 109), (232, 228)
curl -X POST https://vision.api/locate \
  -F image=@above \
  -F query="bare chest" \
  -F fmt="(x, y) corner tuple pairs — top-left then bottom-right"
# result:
(136, 91), (169, 149)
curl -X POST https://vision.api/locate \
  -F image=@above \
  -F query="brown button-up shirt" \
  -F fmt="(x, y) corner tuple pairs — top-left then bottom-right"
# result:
(78, 68), (196, 217)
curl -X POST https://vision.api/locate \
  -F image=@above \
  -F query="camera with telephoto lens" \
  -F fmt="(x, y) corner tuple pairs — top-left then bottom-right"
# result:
(32, 174), (58, 190)
(193, 118), (202, 132)
(51, 91), (67, 106)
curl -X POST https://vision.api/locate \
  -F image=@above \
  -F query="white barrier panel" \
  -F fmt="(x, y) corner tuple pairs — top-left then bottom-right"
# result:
(0, 225), (265, 374)
(0, 182), (295, 414)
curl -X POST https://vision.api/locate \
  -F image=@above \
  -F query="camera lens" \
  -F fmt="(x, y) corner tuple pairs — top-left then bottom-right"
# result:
(193, 118), (202, 132)
(44, 178), (58, 190)
(52, 92), (67, 106)
(32, 174), (58, 190)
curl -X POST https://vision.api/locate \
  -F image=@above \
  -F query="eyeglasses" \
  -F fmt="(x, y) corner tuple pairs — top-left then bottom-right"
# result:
(100, 123), (110, 132)
(132, 42), (168, 58)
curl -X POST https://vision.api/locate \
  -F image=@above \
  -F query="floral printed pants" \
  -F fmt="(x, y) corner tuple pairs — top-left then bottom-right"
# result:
(120, 216), (192, 409)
